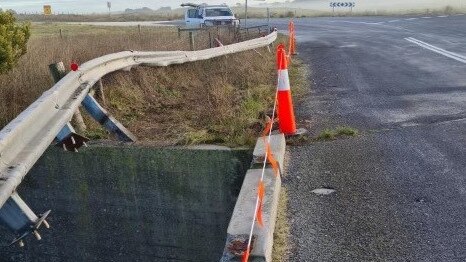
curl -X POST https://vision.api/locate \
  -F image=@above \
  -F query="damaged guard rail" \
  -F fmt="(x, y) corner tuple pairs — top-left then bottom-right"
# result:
(0, 31), (277, 246)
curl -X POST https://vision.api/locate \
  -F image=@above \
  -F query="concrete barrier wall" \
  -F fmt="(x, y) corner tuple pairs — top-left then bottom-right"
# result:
(0, 145), (252, 262)
(221, 134), (286, 262)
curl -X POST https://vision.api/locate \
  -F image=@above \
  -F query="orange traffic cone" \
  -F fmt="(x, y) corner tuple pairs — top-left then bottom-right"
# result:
(288, 20), (297, 56)
(276, 44), (297, 135)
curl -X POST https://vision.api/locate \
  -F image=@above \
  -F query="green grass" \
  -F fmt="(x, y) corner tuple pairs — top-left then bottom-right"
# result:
(182, 129), (217, 145)
(316, 126), (359, 141)
(336, 126), (359, 136)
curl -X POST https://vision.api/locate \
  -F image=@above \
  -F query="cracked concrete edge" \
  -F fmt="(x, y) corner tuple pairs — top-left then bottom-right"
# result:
(221, 134), (286, 262)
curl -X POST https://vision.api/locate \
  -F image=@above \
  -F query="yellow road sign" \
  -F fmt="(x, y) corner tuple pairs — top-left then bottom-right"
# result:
(43, 5), (52, 16)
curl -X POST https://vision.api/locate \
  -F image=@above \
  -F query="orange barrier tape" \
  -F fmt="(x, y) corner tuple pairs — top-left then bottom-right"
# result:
(256, 199), (264, 227)
(256, 181), (265, 227)
(262, 119), (273, 137)
(261, 117), (279, 177)
(242, 249), (250, 262)
(258, 181), (265, 200)
(266, 143), (280, 177)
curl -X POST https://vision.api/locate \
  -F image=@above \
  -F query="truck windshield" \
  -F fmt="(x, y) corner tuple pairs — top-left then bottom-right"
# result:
(205, 8), (233, 17)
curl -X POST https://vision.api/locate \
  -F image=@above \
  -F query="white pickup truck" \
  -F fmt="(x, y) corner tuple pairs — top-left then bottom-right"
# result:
(181, 3), (240, 28)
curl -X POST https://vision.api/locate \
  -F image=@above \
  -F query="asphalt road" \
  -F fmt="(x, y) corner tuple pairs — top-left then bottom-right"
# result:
(270, 15), (466, 261)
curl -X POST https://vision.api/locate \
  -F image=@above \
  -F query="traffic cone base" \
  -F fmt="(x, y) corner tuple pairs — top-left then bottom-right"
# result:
(277, 90), (296, 134)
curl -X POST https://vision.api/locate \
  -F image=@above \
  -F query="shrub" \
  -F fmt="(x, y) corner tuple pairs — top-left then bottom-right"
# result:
(0, 11), (30, 73)
(286, 11), (295, 18)
(444, 6), (454, 15)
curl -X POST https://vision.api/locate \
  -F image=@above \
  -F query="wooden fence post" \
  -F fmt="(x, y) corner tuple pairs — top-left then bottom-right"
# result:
(95, 79), (106, 106)
(189, 31), (195, 51)
(209, 31), (212, 48)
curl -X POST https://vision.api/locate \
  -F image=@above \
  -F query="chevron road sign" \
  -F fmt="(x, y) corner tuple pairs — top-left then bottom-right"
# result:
(330, 2), (356, 8)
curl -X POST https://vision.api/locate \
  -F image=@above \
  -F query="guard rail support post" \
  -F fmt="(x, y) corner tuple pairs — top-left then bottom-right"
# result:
(81, 95), (137, 142)
(48, 62), (66, 83)
(0, 192), (51, 248)
(95, 79), (106, 106)
(71, 105), (87, 134)
(49, 62), (90, 152)
(189, 31), (195, 51)
(49, 62), (87, 134)
(55, 123), (90, 152)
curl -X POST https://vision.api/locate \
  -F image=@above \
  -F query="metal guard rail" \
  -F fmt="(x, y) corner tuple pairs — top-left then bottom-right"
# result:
(0, 31), (277, 209)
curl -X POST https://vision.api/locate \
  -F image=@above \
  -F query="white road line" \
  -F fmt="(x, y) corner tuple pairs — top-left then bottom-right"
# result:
(331, 20), (384, 25)
(405, 18), (418, 21)
(388, 19), (400, 22)
(437, 15), (448, 17)
(405, 37), (466, 64)
(421, 17), (432, 19)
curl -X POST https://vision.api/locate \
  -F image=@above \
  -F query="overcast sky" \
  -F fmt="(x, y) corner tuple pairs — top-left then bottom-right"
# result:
(0, 0), (283, 13)
(0, 0), (462, 13)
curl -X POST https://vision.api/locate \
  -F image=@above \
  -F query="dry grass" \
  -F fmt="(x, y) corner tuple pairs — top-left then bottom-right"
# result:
(16, 13), (184, 23)
(100, 34), (305, 147)
(0, 23), (298, 147)
(0, 24), (227, 128)
(103, 47), (278, 146)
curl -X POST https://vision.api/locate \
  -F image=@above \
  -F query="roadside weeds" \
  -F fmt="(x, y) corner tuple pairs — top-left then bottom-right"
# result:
(272, 187), (291, 262)
(316, 126), (359, 141)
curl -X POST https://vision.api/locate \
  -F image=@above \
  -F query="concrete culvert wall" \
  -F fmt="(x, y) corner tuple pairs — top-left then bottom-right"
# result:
(0, 145), (252, 262)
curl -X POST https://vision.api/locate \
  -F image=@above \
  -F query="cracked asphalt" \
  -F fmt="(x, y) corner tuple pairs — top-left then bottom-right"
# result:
(269, 15), (466, 261)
